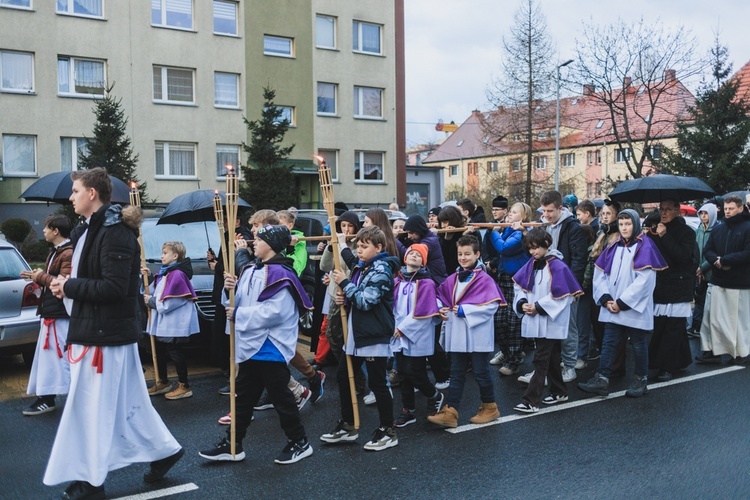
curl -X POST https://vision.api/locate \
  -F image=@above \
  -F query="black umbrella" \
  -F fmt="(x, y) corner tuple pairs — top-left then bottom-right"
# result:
(608, 174), (715, 204)
(722, 190), (749, 201)
(157, 190), (252, 225)
(19, 171), (132, 205)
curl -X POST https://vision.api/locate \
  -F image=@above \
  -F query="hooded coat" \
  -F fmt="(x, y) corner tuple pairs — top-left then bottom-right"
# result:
(545, 208), (586, 285)
(400, 214), (447, 283)
(696, 203), (718, 281)
(703, 210), (750, 289)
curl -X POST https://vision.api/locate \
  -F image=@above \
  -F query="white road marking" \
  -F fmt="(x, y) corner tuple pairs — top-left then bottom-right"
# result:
(447, 365), (746, 434)
(113, 483), (199, 499)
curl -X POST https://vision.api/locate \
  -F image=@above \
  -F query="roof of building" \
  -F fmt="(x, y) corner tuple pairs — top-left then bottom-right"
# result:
(731, 59), (750, 104)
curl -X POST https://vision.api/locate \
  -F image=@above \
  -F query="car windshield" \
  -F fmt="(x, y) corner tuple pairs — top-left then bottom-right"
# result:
(141, 219), (221, 262)
(0, 247), (29, 281)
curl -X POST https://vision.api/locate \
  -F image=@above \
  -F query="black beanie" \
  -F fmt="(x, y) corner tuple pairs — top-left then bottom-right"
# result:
(492, 196), (509, 209)
(403, 214), (429, 236)
(256, 225), (291, 254)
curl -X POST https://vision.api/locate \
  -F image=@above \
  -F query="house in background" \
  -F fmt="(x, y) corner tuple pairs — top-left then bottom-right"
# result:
(405, 143), (443, 217)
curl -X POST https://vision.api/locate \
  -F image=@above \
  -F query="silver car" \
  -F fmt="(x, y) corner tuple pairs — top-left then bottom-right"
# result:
(0, 239), (42, 366)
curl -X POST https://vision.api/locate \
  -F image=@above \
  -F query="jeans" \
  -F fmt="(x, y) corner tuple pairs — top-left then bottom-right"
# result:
(598, 323), (650, 378)
(561, 298), (580, 368)
(577, 291), (593, 360)
(691, 279), (708, 330)
(446, 351), (495, 410)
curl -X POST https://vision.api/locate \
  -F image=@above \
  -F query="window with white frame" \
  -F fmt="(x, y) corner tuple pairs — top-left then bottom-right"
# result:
(316, 15), (336, 49)
(317, 82), (336, 115)
(57, 0), (103, 18)
(1, 0), (31, 9)
(317, 149), (338, 181)
(58, 56), (105, 97)
(649, 144), (662, 160)
(449, 165), (458, 177)
(487, 160), (498, 173)
(2, 134), (36, 176)
(153, 65), (194, 104)
(354, 151), (383, 181)
(561, 152), (575, 167)
(151, 0), (192, 30)
(586, 150), (601, 165)
(155, 141), (196, 177)
(273, 106), (295, 126)
(60, 137), (89, 171)
(214, 71), (238, 108)
(511, 158), (522, 172)
(264, 35), (294, 57)
(352, 20), (381, 55)
(534, 155), (547, 170)
(213, 0), (237, 36)
(615, 148), (630, 163)
(1, 50), (34, 93)
(353, 86), (382, 119)
(216, 144), (239, 177)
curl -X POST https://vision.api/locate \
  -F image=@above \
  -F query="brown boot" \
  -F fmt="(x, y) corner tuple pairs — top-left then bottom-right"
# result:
(469, 402), (500, 424)
(148, 380), (172, 396)
(426, 404), (459, 428)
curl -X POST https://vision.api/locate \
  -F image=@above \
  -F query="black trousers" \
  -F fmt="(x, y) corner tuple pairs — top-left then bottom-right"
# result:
(428, 324), (450, 383)
(523, 338), (566, 406)
(155, 341), (188, 384)
(232, 359), (306, 443)
(396, 352), (438, 410)
(211, 306), (229, 371)
(337, 352), (393, 428)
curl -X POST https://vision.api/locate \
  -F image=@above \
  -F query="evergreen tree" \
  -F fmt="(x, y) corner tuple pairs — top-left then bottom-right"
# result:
(79, 87), (147, 201)
(660, 40), (750, 193)
(240, 86), (298, 210)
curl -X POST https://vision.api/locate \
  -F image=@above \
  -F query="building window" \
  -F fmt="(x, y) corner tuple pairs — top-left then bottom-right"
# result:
(354, 151), (383, 182)
(151, 0), (193, 30)
(57, 56), (106, 97)
(487, 160), (498, 173)
(352, 20), (381, 55)
(449, 165), (458, 177)
(511, 158), (522, 172)
(615, 148), (630, 163)
(216, 144), (239, 177)
(271, 106), (294, 126)
(537, 130), (548, 140)
(60, 137), (89, 171)
(512, 134), (521, 142)
(1, 0), (31, 8)
(587, 150), (601, 165)
(153, 65), (194, 104)
(587, 182), (602, 198)
(155, 141), (196, 177)
(595, 119), (604, 129)
(353, 86), (382, 119)
(1, 50), (34, 93)
(316, 14), (336, 49)
(57, 0), (103, 18)
(213, 0), (237, 36)
(317, 82), (336, 115)
(561, 153), (575, 167)
(214, 71), (238, 108)
(467, 162), (479, 176)
(534, 155), (547, 170)
(2, 134), (36, 176)
(264, 35), (294, 57)
(317, 149), (338, 181)
(649, 144), (662, 160)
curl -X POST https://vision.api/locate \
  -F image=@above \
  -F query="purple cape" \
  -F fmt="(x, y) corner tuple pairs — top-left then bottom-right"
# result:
(513, 256), (583, 299)
(595, 234), (668, 274)
(253, 263), (313, 314)
(156, 269), (197, 301)
(437, 269), (506, 308)
(394, 277), (440, 319)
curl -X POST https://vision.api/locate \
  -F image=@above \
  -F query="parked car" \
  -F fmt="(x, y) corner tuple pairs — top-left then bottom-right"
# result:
(0, 239), (41, 367)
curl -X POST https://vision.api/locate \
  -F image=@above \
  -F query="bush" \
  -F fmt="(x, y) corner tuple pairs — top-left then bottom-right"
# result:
(1, 218), (32, 245)
(23, 239), (51, 263)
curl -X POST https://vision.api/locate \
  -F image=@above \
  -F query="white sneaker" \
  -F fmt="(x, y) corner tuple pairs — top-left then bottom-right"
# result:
(363, 388), (393, 406)
(575, 359), (588, 370)
(434, 379), (450, 391)
(489, 351), (505, 365)
(562, 366), (577, 382)
(517, 371), (547, 386)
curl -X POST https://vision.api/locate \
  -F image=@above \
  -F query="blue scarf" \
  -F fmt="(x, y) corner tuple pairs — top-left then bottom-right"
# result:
(158, 261), (180, 276)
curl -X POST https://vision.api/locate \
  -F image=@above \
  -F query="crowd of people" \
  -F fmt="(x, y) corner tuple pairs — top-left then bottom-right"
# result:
(19, 168), (750, 498)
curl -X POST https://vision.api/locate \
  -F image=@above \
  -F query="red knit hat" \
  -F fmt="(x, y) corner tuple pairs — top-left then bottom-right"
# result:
(404, 243), (428, 266)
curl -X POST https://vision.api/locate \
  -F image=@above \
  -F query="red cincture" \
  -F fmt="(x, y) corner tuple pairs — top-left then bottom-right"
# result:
(42, 318), (63, 359)
(67, 345), (103, 373)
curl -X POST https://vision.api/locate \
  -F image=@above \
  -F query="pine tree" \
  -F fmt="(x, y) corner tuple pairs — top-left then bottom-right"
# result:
(240, 86), (298, 210)
(659, 39), (750, 194)
(79, 88), (147, 201)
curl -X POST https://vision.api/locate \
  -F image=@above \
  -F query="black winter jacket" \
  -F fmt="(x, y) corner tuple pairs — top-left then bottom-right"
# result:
(647, 217), (697, 304)
(704, 211), (750, 289)
(551, 215), (587, 285)
(64, 204), (142, 347)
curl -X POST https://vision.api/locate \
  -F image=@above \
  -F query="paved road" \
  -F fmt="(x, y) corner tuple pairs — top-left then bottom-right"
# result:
(1, 338), (749, 499)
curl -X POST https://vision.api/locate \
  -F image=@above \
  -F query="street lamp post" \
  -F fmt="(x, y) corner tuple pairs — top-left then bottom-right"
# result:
(555, 59), (574, 192)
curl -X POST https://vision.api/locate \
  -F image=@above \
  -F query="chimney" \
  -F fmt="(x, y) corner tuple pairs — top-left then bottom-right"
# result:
(623, 76), (632, 88)
(498, 105), (505, 112)
(664, 69), (676, 83)
(583, 84), (595, 96)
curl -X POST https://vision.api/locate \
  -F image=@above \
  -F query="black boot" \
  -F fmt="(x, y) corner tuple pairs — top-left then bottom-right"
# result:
(61, 481), (105, 500)
(625, 375), (648, 398)
(143, 447), (184, 483)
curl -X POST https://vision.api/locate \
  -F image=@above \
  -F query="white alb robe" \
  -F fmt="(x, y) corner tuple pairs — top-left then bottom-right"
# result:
(700, 284), (750, 358)
(440, 281), (499, 353)
(390, 281), (440, 357)
(27, 318), (70, 396)
(147, 275), (199, 339)
(513, 266), (574, 339)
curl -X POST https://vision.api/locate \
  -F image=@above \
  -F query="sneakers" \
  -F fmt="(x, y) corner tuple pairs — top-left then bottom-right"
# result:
(625, 375), (648, 398)
(542, 394), (569, 405)
(218, 412), (231, 425)
(254, 393), (274, 411)
(489, 351), (505, 365)
(148, 380), (172, 396)
(165, 383), (192, 400)
(587, 349), (601, 361)
(469, 402), (500, 424)
(434, 379), (450, 391)
(686, 327), (700, 338)
(297, 388), (312, 410)
(574, 359), (588, 370)
(513, 402), (539, 413)
(388, 369), (403, 386)
(517, 371), (547, 386)
(320, 420), (359, 443)
(394, 409), (417, 428)
(308, 371), (326, 403)
(363, 426), (398, 451)
(656, 371), (673, 382)
(363, 391), (376, 405)
(62, 481), (105, 500)
(578, 373), (609, 396)
(274, 438), (313, 464)
(499, 364), (519, 376)
(427, 391), (445, 416)
(427, 404), (459, 428)
(22, 397), (56, 416)
(562, 366), (577, 382)
(218, 385), (231, 396)
(695, 351), (722, 364)
(144, 447), (184, 483)
(198, 437), (245, 461)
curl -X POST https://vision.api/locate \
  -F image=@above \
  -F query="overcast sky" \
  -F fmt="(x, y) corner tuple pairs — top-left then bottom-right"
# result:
(404, 0), (750, 147)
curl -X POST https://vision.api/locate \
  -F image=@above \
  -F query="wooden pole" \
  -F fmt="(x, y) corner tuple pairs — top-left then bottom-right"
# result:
(225, 169), (239, 458)
(467, 222), (549, 229)
(315, 156), (360, 429)
(130, 184), (160, 384)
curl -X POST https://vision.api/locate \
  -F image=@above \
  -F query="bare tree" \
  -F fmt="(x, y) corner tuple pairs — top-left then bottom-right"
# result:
(572, 18), (703, 179)
(486, 0), (555, 204)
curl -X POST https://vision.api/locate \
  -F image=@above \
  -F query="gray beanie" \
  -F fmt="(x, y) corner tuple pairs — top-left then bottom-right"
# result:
(617, 209), (642, 236)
